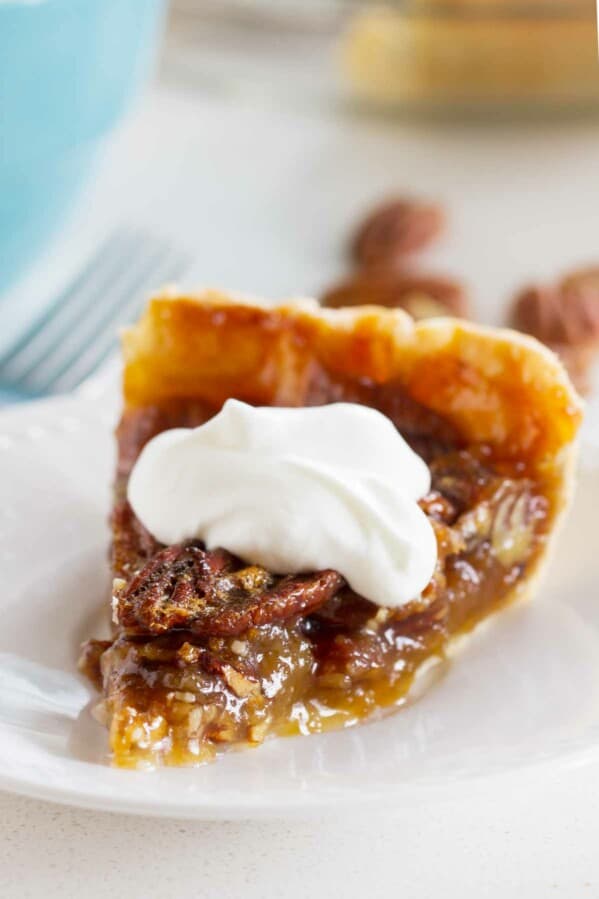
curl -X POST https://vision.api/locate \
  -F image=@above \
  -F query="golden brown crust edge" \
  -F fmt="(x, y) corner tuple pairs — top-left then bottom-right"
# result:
(122, 288), (582, 467)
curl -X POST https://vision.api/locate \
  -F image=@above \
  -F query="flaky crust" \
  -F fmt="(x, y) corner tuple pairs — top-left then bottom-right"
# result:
(123, 288), (582, 468)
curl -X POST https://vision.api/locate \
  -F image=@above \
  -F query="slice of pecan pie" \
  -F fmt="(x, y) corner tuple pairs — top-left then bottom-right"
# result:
(80, 291), (582, 768)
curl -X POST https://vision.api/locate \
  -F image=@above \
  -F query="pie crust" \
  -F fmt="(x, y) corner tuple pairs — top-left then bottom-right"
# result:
(80, 291), (582, 767)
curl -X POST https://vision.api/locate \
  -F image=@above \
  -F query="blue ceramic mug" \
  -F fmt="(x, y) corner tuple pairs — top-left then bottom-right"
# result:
(0, 0), (167, 292)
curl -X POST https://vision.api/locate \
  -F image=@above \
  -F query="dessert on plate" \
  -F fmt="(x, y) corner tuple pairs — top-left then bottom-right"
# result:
(80, 291), (582, 768)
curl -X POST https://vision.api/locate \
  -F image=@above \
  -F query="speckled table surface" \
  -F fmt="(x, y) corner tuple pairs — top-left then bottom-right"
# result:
(1, 763), (598, 898)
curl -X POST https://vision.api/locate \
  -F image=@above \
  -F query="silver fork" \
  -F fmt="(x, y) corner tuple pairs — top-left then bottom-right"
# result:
(0, 229), (189, 400)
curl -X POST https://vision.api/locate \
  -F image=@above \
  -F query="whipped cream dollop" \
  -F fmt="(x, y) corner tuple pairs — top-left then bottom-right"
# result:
(127, 400), (437, 609)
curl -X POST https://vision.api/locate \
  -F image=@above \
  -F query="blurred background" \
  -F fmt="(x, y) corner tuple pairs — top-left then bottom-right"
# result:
(2, 0), (599, 401)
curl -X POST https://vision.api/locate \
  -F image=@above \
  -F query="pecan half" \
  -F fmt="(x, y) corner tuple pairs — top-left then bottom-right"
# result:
(114, 542), (346, 637)
(351, 198), (444, 266)
(560, 266), (599, 311)
(512, 284), (599, 346)
(511, 281), (599, 393)
(453, 478), (547, 568)
(321, 269), (467, 318)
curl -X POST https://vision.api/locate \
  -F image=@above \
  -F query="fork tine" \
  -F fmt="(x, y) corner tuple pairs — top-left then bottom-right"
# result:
(0, 231), (138, 375)
(6, 233), (156, 388)
(17, 239), (173, 396)
(50, 252), (189, 394)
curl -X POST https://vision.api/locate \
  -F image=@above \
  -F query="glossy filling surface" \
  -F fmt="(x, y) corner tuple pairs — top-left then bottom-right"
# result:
(80, 374), (553, 767)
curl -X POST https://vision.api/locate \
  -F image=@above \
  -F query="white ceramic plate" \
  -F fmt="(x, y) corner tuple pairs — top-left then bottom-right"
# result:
(0, 379), (599, 819)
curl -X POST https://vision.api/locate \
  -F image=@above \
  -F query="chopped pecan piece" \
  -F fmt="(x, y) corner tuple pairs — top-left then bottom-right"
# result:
(351, 198), (444, 266)
(430, 451), (494, 514)
(321, 269), (467, 318)
(114, 542), (346, 637)
(418, 490), (457, 525)
(78, 639), (113, 689)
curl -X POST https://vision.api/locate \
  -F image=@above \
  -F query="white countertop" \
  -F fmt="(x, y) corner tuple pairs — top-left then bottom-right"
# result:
(3, 40), (599, 895)
(1, 766), (598, 898)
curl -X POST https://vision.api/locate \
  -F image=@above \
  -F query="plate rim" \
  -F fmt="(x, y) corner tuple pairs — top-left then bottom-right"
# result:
(1, 385), (599, 819)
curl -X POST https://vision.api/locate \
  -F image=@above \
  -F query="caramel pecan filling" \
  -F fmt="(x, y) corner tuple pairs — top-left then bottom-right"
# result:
(80, 386), (551, 767)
